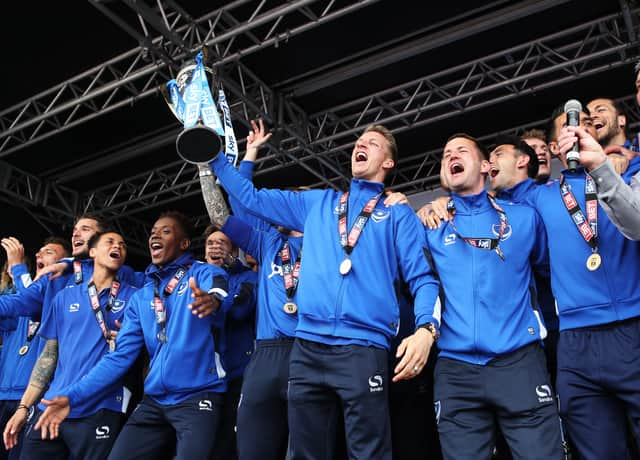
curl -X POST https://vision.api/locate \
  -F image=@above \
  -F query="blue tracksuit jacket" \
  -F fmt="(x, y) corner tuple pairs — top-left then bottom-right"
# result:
(67, 253), (229, 407)
(211, 154), (440, 350)
(527, 167), (640, 330)
(40, 276), (138, 418)
(426, 190), (549, 365)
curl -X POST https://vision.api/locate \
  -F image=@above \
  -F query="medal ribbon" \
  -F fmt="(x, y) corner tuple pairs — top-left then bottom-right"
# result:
(559, 174), (598, 251)
(447, 195), (508, 260)
(153, 266), (189, 342)
(73, 259), (83, 284)
(338, 191), (382, 257)
(280, 240), (302, 300)
(88, 282), (112, 344)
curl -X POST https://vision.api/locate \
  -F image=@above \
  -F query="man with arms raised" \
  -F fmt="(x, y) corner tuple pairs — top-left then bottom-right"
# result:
(206, 124), (440, 459)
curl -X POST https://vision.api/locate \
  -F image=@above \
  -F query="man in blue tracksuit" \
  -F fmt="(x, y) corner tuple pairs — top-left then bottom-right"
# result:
(527, 121), (640, 460)
(426, 133), (562, 460)
(0, 237), (70, 460)
(199, 119), (307, 460)
(3, 230), (138, 460)
(208, 124), (441, 459)
(0, 215), (145, 324)
(34, 212), (230, 460)
(203, 224), (258, 460)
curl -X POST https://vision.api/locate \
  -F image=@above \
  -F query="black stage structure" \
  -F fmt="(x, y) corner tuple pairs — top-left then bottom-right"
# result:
(1, 0), (639, 267)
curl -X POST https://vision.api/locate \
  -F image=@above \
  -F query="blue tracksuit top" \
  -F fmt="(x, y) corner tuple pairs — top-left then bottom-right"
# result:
(220, 261), (258, 381)
(0, 259), (144, 320)
(211, 154), (441, 350)
(496, 179), (558, 332)
(426, 190), (549, 365)
(0, 265), (42, 400)
(39, 276), (138, 418)
(224, 160), (302, 339)
(67, 253), (228, 408)
(223, 216), (302, 339)
(527, 167), (640, 330)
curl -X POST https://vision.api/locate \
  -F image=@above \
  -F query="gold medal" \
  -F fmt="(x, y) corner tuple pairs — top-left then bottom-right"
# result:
(586, 253), (602, 271)
(18, 345), (29, 356)
(339, 258), (352, 275)
(283, 302), (298, 314)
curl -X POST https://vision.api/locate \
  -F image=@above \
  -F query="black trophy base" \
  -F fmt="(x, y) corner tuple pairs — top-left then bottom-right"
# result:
(176, 125), (222, 164)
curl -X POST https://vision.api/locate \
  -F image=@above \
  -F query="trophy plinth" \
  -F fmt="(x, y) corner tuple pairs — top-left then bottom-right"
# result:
(176, 125), (221, 164)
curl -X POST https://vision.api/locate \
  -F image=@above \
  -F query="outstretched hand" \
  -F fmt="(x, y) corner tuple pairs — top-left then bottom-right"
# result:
(34, 396), (71, 440)
(187, 277), (221, 318)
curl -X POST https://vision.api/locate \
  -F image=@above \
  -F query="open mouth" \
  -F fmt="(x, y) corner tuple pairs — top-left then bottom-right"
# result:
(150, 241), (163, 258)
(109, 250), (121, 260)
(538, 155), (547, 165)
(73, 240), (84, 249)
(450, 162), (464, 176)
(37, 261), (44, 270)
(355, 151), (368, 162)
(489, 166), (500, 178)
(593, 121), (604, 131)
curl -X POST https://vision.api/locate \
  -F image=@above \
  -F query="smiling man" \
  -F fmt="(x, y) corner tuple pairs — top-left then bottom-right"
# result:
(426, 133), (562, 460)
(207, 124), (440, 460)
(3, 230), (137, 460)
(33, 212), (230, 460)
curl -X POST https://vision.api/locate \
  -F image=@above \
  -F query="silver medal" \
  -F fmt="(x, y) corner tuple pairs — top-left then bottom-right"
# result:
(339, 258), (352, 275)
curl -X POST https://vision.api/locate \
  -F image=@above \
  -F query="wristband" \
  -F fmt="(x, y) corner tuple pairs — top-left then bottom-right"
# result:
(416, 322), (439, 341)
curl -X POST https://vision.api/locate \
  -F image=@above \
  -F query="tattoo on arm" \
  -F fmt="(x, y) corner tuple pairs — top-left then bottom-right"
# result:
(199, 165), (230, 228)
(29, 339), (58, 391)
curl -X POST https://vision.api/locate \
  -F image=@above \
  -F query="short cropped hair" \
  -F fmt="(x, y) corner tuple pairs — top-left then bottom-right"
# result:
(158, 211), (195, 240)
(521, 129), (546, 143)
(362, 124), (398, 167)
(87, 229), (122, 250)
(446, 133), (489, 161)
(493, 135), (539, 179)
(43, 236), (71, 257)
(73, 213), (106, 232)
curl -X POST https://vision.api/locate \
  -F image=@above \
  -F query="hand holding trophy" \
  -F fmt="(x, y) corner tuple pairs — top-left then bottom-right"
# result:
(163, 49), (224, 164)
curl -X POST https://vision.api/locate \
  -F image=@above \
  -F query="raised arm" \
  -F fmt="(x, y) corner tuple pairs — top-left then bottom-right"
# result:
(210, 153), (324, 232)
(199, 164), (230, 228)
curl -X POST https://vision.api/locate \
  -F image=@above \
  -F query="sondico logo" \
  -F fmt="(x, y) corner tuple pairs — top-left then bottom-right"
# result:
(69, 303), (80, 313)
(535, 384), (553, 403)
(95, 426), (110, 440)
(199, 400), (213, 411)
(368, 375), (383, 393)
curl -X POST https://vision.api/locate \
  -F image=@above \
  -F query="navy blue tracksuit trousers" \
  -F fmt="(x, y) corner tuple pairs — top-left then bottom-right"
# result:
(287, 338), (392, 460)
(557, 318), (640, 460)
(434, 342), (563, 460)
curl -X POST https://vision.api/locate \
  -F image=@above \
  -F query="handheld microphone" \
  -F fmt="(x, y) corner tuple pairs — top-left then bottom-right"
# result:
(564, 99), (582, 172)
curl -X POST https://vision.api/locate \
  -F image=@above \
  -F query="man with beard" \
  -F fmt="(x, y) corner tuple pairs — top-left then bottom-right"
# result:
(3, 231), (137, 460)
(33, 212), (230, 460)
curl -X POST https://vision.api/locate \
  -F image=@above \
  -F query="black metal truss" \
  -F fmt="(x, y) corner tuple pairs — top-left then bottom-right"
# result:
(0, 0), (378, 159)
(3, 1), (640, 254)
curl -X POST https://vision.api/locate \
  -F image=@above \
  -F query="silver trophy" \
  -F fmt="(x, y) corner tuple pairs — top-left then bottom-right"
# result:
(162, 50), (223, 164)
